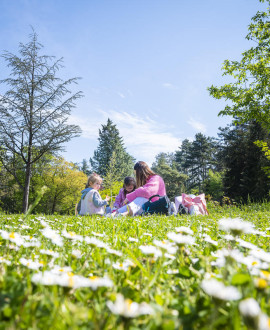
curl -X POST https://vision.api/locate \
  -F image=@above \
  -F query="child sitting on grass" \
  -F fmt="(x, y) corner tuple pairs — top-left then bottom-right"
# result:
(79, 173), (110, 216)
(112, 176), (136, 211)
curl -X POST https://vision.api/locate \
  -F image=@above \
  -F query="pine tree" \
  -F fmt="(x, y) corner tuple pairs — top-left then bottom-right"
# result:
(218, 121), (270, 202)
(175, 134), (218, 192)
(152, 153), (188, 198)
(90, 118), (134, 179)
(80, 159), (91, 175)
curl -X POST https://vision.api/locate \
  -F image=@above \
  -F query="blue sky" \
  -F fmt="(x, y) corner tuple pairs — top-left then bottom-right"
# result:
(0, 0), (267, 165)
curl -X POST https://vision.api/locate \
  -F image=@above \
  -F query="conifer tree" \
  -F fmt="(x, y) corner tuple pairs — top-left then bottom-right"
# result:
(0, 30), (82, 213)
(152, 153), (188, 198)
(218, 121), (270, 202)
(175, 134), (218, 192)
(90, 118), (134, 179)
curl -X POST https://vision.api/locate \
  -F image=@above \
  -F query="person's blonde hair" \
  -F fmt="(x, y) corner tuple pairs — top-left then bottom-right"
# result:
(86, 173), (102, 188)
(134, 161), (156, 188)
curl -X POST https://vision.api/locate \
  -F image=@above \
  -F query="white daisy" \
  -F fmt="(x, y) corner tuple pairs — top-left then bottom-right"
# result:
(203, 234), (218, 246)
(106, 248), (123, 257)
(61, 230), (83, 242)
(112, 261), (131, 272)
(239, 298), (261, 318)
(139, 245), (162, 258)
(201, 278), (241, 301)
(0, 257), (11, 265)
(167, 232), (195, 246)
(153, 240), (177, 254)
(40, 227), (63, 246)
(218, 217), (254, 235)
(19, 258), (44, 270)
(92, 231), (105, 237)
(249, 249), (270, 263)
(106, 294), (154, 318)
(128, 237), (139, 242)
(167, 269), (179, 275)
(1, 231), (24, 246)
(40, 249), (60, 258)
(84, 236), (109, 249)
(236, 239), (258, 250)
(175, 226), (194, 235)
(71, 249), (82, 259)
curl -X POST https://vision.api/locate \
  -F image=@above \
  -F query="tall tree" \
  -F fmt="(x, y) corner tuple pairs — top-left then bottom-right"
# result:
(0, 30), (82, 213)
(175, 134), (218, 192)
(80, 159), (91, 176)
(208, 0), (270, 126)
(90, 118), (134, 179)
(217, 121), (270, 202)
(152, 153), (188, 198)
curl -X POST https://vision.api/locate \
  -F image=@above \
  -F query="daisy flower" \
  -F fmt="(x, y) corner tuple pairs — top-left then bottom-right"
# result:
(218, 217), (254, 235)
(201, 278), (241, 301)
(175, 226), (194, 235)
(19, 258), (44, 270)
(239, 298), (261, 318)
(106, 248), (123, 257)
(153, 240), (177, 254)
(40, 249), (60, 258)
(61, 230), (83, 242)
(167, 232), (195, 246)
(84, 236), (109, 249)
(106, 294), (154, 318)
(139, 245), (162, 258)
(128, 237), (139, 242)
(1, 231), (24, 246)
(40, 227), (63, 247)
(0, 257), (11, 265)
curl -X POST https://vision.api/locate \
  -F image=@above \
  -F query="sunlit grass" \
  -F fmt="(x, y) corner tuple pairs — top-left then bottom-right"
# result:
(0, 202), (270, 328)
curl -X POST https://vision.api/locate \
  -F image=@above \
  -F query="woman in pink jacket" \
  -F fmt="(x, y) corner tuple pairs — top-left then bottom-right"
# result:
(115, 161), (166, 216)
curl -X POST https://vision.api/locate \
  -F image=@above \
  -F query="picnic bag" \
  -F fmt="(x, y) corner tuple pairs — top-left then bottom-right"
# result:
(181, 193), (209, 215)
(142, 195), (171, 215)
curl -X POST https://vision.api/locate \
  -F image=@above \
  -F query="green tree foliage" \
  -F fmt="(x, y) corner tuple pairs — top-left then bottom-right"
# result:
(175, 134), (218, 192)
(208, 0), (270, 126)
(90, 118), (134, 179)
(102, 151), (121, 202)
(152, 153), (188, 199)
(203, 169), (224, 201)
(80, 159), (91, 176)
(0, 30), (82, 213)
(217, 121), (270, 202)
(34, 157), (87, 214)
(0, 155), (87, 214)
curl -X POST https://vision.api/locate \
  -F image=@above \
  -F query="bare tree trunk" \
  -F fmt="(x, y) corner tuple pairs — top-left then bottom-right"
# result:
(22, 162), (31, 213)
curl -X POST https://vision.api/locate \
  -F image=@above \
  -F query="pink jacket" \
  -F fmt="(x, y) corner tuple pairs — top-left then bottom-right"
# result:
(113, 188), (126, 209)
(126, 175), (166, 202)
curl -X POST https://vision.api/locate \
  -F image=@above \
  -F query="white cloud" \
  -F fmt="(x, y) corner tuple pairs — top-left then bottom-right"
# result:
(117, 92), (125, 99)
(69, 110), (181, 165)
(162, 82), (179, 90)
(187, 117), (207, 133)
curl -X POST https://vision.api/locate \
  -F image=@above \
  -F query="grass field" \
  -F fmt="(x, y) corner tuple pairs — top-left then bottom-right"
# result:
(1, 202), (270, 329)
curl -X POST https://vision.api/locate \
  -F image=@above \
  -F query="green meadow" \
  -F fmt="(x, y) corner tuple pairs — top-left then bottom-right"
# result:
(1, 202), (270, 329)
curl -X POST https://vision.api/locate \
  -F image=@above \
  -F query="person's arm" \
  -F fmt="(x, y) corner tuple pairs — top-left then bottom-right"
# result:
(92, 192), (108, 207)
(126, 176), (159, 202)
(113, 189), (123, 208)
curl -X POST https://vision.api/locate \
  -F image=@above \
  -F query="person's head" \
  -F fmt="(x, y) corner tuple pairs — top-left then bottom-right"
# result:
(134, 161), (155, 188)
(87, 173), (103, 190)
(123, 176), (136, 195)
